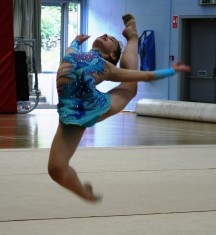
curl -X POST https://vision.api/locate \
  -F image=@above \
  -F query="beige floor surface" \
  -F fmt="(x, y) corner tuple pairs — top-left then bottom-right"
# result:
(0, 146), (216, 234)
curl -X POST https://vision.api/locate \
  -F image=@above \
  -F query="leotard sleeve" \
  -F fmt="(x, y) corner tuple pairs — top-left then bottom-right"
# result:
(69, 40), (80, 51)
(65, 40), (81, 54)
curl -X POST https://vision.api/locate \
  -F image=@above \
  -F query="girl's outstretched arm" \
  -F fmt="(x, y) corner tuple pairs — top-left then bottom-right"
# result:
(65, 34), (90, 55)
(105, 61), (191, 83)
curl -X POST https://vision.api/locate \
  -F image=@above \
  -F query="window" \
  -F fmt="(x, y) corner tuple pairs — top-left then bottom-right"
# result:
(41, 0), (81, 72)
(39, 0), (86, 106)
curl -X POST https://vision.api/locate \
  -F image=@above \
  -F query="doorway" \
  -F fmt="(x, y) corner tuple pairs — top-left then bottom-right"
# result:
(39, 1), (81, 106)
(41, 2), (81, 72)
(180, 18), (216, 103)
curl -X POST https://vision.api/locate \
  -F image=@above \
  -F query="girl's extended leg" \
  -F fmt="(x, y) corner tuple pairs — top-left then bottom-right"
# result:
(48, 122), (101, 202)
(99, 14), (138, 120)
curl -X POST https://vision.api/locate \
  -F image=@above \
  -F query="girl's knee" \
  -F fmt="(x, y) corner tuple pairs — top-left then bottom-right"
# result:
(48, 162), (66, 182)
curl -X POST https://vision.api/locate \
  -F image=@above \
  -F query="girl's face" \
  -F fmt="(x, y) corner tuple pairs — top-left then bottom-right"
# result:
(92, 34), (119, 56)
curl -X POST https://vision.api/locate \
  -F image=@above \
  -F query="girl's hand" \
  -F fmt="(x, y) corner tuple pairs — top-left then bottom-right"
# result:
(172, 62), (191, 73)
(75, 34), (91, 44)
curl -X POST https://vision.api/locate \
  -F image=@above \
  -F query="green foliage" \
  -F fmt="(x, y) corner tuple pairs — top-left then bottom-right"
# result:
(41, 6), (61, 51)
(69, 3), (78, 12)
(41, 2), (79, 71)
(41, 3), (78, 51)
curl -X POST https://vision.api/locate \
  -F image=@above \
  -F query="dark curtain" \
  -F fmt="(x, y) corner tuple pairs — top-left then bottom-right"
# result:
(13, 0), (41, 71)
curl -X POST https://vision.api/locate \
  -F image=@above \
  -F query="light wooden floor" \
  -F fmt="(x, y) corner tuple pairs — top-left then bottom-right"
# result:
(0, 109), (216, 148)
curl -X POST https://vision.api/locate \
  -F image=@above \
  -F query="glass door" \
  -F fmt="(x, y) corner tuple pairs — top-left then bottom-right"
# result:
(41, 5), (61, 72)
(41, 2), (80, 72)
(40, 1), (81, 106)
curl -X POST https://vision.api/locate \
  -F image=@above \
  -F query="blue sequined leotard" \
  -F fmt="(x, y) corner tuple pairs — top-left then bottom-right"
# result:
(57, 40), (111, 127)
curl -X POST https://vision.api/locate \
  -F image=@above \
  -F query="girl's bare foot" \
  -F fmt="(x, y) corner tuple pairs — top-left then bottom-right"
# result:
(122, 24), (138, 40)
(122, 14), (138, 40)
(122, 14), (136, 27)
(82, 182), (102, 202)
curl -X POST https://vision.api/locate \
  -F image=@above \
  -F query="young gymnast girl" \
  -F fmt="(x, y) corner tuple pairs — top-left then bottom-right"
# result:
(48, 14), (191, 202)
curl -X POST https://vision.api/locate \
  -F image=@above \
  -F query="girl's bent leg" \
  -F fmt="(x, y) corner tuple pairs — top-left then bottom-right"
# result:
(48, 122), (101, 202)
